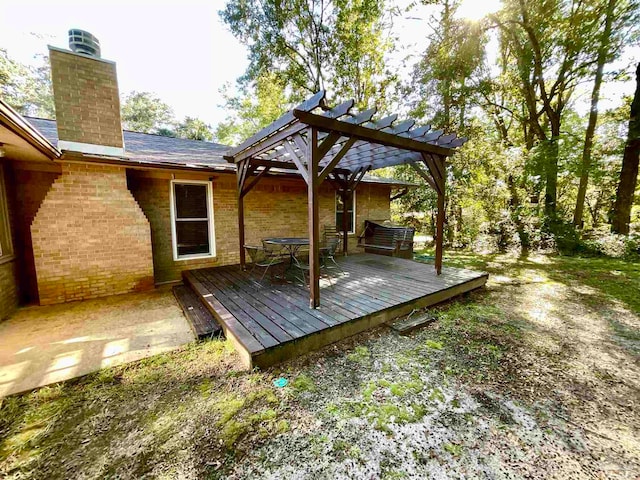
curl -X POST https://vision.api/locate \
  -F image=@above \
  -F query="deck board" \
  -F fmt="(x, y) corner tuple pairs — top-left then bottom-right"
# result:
(182, 253), (488, 368)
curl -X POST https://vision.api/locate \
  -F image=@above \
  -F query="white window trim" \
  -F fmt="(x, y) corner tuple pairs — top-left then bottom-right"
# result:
(0, 165), (13, 259)
(335, 190), (356, 235)
(170, 179), (216, 261)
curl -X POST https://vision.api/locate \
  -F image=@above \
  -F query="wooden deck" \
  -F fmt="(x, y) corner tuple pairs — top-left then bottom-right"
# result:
(183, 254), (488, 368)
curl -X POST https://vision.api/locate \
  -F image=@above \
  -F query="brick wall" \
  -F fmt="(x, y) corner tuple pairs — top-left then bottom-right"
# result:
(7, 167), (59, 303)
(49, 48), (123, 148)
(31, 162), (154, 305)
(129, 172), (391, 284)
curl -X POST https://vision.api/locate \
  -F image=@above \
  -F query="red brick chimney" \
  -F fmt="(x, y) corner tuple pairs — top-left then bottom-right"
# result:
(48, 29), (124, 156)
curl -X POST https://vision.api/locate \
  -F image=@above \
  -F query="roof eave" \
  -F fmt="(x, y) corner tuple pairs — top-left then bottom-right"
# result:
(0, 100), (60, 160)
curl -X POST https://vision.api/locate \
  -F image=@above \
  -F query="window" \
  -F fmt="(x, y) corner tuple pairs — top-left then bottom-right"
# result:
(335, 190), (356, 234)
(170, 180), (215, 260)
(0, 165), (12, 259)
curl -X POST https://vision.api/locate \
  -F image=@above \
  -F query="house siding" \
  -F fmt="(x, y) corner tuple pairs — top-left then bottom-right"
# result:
(31, 162), (154, 305)
(128, 172), (392, 284)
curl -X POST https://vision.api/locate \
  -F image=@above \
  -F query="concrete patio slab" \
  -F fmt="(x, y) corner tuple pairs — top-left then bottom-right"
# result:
(0, 287), (194, 397)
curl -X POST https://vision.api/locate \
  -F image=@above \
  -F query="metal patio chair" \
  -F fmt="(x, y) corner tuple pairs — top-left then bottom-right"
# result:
(292, 242), (342, 288)
(244, 244), (285, 282)
(324, 225), (342, 253)
(320, 236), (343, 274)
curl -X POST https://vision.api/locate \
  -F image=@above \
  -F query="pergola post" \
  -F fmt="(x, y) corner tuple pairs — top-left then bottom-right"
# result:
(307, 128), (321, 308)
(341, 186), (349, 255)
(237, 159), (248, 270)
(435, 189), (445, 275)
(435, 155), (446, 275)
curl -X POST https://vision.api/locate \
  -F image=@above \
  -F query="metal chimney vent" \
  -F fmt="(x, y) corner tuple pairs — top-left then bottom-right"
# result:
(68, 29), (101, 58)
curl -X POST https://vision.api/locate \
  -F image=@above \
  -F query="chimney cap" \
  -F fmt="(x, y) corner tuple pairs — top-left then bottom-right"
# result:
(68, 29), (101, 58)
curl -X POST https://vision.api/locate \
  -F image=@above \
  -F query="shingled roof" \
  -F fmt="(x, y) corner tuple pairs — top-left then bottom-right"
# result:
(25, 117), (414, 187)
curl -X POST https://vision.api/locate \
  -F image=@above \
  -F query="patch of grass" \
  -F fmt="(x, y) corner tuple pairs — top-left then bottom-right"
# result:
(275, 419), (290, 434)
(389, 379), (424, 397)
(382, 470), (408, 479)
(291, 373), (316, 393)
(0, 384), (77, 463)
(609, 319), (640, 342)
(424, 340), (444, 350)
(443, 442), (463, 456)
(332, 380), (429, 433)
(347, 345), (371, 363)
(428, 387), (445, 403)
(215, 389), (281, 448)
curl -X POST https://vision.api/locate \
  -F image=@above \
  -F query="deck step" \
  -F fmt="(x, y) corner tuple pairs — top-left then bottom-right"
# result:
(390, 312), (437, 334)
(173, 284), (222, 339)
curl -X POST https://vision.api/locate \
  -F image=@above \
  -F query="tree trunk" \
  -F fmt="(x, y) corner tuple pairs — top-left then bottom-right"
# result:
(544, 126), (560, 217)
(611, 62), (640, 234)
(573, 0), (617, 227)
(508, 174), (530, 250)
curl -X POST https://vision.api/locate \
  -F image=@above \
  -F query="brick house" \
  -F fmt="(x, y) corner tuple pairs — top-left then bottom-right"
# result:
(0, 38), (407, 320)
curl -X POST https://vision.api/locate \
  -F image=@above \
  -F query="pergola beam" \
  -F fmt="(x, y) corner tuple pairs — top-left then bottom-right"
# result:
(318, 137), (357, 183)
(293, 109), (452, 157)
(410, 162), (439, 194)
(227, 90), (325, 159)
(283, 138), (309, 184)
(241, 166), (271, 198)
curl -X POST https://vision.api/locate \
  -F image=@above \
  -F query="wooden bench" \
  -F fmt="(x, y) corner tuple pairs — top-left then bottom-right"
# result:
(357, 221), (415, 259)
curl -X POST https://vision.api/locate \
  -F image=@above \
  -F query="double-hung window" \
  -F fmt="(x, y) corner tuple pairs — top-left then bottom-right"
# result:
(0, 165), (13, 260)
(335, 191), (356, 234)
(170, 180), (215, 260)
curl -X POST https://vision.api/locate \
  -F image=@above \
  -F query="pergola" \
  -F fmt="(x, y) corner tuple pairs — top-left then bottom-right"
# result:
(224, 91), (466, 308)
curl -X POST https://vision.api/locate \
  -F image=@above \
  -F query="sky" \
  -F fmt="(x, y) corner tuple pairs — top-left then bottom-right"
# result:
(0, 0), (248, 126)
(0, 0), (636, 128)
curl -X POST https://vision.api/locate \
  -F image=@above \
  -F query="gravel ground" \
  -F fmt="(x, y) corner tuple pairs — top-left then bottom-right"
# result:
(224, 327), (636, 480)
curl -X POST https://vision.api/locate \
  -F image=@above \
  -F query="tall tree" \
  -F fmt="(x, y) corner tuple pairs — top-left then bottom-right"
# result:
(408, 0), (486, 244)
(573, 0), (637, 227)
(493, 0), (601, 218)
(176, 117), (213, 141)
(219, 0), (395, 108)
(611, 63), (640, 234)
(121, 91), (175, 133)
(410, 0), (485, 131)
(1, 51), (54, 118)
(214, 71), (289, 145)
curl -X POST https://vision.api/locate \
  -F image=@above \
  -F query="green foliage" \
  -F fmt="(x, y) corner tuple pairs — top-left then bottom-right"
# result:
(214, 72), (289, 145)
(218, 0), (397, 145)
(291, 373), (317, 393)
(220, 0), (395, 106)
(409, 0), (486, 131)
(121, 91), (175, 133)
(443, 442), (463, 456)
(347, 345), (371, 363)
(0, 50), (54, 118)
(175, 116), (213, 141)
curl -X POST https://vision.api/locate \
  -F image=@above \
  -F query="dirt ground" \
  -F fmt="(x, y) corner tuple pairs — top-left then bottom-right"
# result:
(0, 252), (638, 479)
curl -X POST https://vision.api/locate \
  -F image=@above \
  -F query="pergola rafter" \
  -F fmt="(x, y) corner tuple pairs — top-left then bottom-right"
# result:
(225, 91), (467, 309)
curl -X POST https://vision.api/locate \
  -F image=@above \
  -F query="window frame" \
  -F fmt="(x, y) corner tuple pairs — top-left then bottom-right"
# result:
(169, 179), (216, 261)
(0, 165), (13, 260)
(335, 190), (356, 235)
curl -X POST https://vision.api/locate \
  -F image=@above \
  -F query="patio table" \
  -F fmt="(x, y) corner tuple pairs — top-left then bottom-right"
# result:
(263, 237), (310, 268)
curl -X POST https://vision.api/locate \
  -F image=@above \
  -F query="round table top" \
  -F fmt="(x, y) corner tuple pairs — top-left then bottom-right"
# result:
(263, 237), (310, 246)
